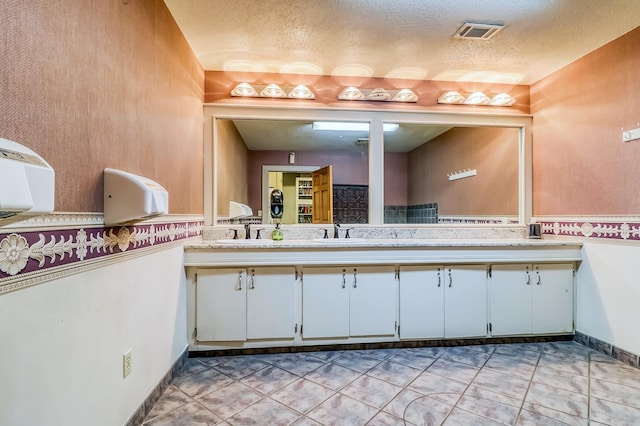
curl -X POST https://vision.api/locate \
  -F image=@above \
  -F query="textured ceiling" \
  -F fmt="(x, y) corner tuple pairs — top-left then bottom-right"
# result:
(164, 0), (640, 85)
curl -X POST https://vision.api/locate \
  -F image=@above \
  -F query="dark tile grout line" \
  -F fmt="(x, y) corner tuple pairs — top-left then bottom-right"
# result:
(514, 343), (544, 425)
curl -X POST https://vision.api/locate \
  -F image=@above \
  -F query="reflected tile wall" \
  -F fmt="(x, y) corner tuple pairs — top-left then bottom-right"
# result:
(333, 185), (368, 224)
(384, 203), (438, 224)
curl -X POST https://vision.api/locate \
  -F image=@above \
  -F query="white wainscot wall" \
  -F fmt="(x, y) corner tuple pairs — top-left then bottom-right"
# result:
(0, 246), (187, 426)
(577, 241), (640, 355)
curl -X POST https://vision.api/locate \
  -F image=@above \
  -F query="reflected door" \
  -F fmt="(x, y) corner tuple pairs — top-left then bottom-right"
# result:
(312, 165), (333, 223)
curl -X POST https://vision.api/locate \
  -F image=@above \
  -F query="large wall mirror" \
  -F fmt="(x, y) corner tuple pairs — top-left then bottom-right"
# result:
(204, 106), (531, 226)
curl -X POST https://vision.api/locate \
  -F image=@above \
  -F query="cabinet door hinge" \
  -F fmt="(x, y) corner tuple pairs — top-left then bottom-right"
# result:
(572, 268), (576, 277)
(487, 265), (492, 278)
(300, 324), (303, 336)
(194, 327), (197, 338)
(294, 324), (298, 333)
(395, 267), (400, 280)
(489, 323), (492, 333)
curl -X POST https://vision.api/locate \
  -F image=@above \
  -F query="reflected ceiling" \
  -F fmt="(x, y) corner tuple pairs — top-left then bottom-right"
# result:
(232, 120), (451, 153)
(164, 0), (640, 85)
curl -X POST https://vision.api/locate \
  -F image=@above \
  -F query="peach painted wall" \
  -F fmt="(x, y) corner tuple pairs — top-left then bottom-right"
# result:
(408, 127), (519, 216)
(216, 120), (249, 216)
(384, 152), (409, 206)
(531, 26), (640, 215)
(0, 0), (204, 214)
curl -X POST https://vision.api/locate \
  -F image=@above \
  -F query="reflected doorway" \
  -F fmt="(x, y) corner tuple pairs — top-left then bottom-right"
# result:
(262, 165), (320, 224)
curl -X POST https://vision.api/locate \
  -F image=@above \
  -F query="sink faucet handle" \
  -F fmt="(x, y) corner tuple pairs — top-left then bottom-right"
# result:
(255, 228), (264, 239)
(232, 229), (239, 240)
(323, 229), (329, 239)
(333, 223), (341, 238)
(345, 228), (352, 239)
(244, 223), (251, 239)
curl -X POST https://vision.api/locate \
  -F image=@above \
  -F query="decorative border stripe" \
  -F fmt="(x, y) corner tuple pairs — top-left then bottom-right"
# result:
(0, 216), (203, 293)
(537, 217), (640, 241)
(438, 216), (519, 225)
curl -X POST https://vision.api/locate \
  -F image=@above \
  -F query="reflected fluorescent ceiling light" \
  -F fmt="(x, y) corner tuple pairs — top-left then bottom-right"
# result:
(312, 122), (399, 132)
(437, 91), (515, 106)
(230, 83), (315, 99)
(338, 87), (418, 103)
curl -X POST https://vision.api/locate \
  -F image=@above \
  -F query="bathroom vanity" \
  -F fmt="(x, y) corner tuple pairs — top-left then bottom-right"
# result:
(183, 228), (581, 352)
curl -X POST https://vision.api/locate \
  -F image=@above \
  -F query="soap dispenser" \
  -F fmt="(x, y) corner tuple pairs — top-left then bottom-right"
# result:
(272, 223), (283, 240)
(270, 189), (284, 219)
(270, 189), (284, 240)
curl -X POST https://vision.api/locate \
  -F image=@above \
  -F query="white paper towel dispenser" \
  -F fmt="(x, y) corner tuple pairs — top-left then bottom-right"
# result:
(0, 138), (55, 222)
(103, 168), (168, 226)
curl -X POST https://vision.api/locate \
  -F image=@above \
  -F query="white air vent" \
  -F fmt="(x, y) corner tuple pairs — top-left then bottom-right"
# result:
(454, 23), (504, 40)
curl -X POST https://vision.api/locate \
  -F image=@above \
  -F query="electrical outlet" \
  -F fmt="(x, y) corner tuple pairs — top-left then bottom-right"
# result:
(123, 350), (132, 378)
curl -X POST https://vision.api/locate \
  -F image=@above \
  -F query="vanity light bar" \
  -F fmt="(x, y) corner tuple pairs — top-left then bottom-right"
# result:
(438, 91), (515, 106)
(338, 87), (418, 103)
(231, 83), (315, 99)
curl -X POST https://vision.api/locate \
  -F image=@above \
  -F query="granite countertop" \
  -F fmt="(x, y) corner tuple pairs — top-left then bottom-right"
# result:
(184, 238), (582, 250)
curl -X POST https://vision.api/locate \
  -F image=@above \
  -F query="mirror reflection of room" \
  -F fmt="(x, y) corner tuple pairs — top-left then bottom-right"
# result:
(214, 118), (519, 225)
(215, 119), (369, 225)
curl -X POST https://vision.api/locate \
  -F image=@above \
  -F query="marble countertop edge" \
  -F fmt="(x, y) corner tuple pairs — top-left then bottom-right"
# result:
(184, 238), (582, 250)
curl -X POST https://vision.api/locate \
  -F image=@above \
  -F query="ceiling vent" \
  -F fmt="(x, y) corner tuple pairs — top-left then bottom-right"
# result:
(454, 23), (504, 40)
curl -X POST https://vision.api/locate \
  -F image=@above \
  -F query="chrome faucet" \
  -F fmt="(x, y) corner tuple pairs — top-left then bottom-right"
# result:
(244, 223), (251, 239)
(333, 223), (341, 238)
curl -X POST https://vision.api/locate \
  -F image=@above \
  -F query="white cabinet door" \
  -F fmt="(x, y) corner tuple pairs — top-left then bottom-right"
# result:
(444, 265), (488, 338)
(302, 266), (350, 339)
(532, 264), (574, 334)
(399, 266), (445, 339)
(349, 266), (397, 337)
(196, 268), (247, 341)
(490, 264), (533, 336)
(246, 267), (297, 340)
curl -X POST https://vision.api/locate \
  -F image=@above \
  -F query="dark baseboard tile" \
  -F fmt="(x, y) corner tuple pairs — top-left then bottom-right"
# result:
(189, 334), (574, 359)
(125, 348), (189, 426)
(574, 331), (640, 369)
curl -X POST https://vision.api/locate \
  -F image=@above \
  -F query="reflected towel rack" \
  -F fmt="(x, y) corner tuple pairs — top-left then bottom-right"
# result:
(448, 169), (477, 181)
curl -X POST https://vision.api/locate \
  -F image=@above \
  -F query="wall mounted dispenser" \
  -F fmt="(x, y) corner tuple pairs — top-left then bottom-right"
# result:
(103, 168), (168, 226)
(0, 138), (55, 223)
(270, 189), (284, 219)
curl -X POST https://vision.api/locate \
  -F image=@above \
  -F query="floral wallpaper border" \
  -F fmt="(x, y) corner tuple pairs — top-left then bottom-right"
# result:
(536, 216), (640, 241)
(0, 215), (203, 294)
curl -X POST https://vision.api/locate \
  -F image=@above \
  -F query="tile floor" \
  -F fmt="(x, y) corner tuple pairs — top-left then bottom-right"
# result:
(143, 342), (640, 425)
